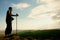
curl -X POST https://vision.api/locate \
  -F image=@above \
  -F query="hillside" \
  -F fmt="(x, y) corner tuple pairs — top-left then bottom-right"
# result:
(0, 29), (60, 40)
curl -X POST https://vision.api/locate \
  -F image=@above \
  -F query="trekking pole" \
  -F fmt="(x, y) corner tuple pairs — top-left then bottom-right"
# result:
(16, 16), (17, 35)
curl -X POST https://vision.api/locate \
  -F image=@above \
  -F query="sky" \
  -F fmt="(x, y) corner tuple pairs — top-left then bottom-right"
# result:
(0, 0), (60, 30)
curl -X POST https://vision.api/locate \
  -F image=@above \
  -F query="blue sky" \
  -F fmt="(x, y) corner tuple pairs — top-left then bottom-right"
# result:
(0, 0), (60, 30)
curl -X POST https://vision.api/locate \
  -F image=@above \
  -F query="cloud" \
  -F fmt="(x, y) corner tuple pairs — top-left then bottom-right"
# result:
(27, 0), (60, 29)
(28, 0), (60, 19)
(11, 3), (30, 10)
(53, 10), (60, 20)
(36, 0), (41, 4)
(36, 0), (60, 4)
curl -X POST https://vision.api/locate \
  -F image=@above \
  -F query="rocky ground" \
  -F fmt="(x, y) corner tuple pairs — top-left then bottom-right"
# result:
(0, 35), (20, 40)
(0, 35), (38, 40)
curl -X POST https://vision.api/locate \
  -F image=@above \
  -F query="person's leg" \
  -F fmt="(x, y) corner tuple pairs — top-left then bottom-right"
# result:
(8, 22), (12, 35)
(5, 23), (8, 36)
(5, 22), (12, 36)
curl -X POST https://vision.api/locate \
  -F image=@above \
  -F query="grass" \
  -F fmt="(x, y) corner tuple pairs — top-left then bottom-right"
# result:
(0, 29), (60, 40)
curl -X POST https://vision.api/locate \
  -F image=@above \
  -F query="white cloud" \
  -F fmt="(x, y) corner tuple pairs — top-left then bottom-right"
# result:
(36, 0), (59, 4)
(27, 0), (60, 30)
(36, 0), (41, 4)
(28, 0), (60, 19)
(12, 3), (30, 10)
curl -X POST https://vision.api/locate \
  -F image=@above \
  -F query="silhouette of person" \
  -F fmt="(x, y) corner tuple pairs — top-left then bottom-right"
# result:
(5, 7), (18, 36)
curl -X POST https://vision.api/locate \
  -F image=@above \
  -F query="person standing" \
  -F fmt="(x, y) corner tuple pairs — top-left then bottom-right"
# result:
(5, 7), (18, 36)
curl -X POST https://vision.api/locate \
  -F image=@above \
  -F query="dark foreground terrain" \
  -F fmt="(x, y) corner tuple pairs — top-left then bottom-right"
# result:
(0, 29), (60, 40)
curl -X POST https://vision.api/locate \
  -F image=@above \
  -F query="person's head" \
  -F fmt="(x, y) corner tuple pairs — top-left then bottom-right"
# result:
(9, 7), (12, 11)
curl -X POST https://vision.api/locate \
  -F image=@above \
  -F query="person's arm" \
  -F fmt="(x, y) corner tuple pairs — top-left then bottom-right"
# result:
(9, 10), (19, 16)
(10, 14), (19, 16)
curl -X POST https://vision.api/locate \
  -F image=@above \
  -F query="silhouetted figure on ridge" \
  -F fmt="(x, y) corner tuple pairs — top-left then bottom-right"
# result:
(5, 7), (18, 36)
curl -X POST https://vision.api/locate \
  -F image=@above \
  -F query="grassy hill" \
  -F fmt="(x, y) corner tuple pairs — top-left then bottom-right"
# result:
(18, 29), (60, 40)
(0, 29), (60, 40)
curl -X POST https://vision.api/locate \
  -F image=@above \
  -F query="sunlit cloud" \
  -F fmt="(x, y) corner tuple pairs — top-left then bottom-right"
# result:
(12, 3), (30, 10)
(28, 0), (60, 19)
(26, 0), (60, 30)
